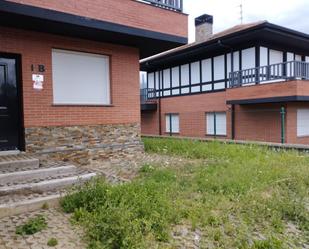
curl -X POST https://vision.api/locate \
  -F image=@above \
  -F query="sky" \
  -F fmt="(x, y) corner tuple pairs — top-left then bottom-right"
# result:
(184, 0), (309, 42)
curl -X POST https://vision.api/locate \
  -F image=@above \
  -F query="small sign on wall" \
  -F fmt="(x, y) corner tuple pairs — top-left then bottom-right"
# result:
(32, 74), (44, 90)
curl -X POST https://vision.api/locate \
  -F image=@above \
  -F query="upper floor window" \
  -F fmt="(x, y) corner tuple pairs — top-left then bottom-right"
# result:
(52, 49), (110, 105)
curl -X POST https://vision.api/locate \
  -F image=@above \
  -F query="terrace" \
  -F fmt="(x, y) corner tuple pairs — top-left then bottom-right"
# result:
(137, 0), (183, 12)
(227, 61), (309, 105)
(140, 88), (157, 111)
(140, 60), (309, 107)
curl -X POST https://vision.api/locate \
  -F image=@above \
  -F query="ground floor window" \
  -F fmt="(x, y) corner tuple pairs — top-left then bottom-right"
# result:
(52, 49), (110, 105)
(297, 109), (309, 136)
(206, 112), (227, 136)
(165, 114), (179, 133)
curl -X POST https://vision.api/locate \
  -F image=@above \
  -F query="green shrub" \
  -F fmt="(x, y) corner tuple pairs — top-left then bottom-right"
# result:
(41, 202), (49, 210)
(60, 178), (110, 213)
(61, 177), (177, 249)
(16, 215), (47, 235)
(47, 238), (58, 247)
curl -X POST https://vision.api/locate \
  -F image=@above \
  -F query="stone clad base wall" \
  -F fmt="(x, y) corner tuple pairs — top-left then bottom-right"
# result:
(25, 123), (144, 165)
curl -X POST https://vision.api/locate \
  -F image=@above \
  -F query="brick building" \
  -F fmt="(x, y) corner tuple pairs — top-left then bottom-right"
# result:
(141, 14), (309, 145)
(0, 0), (188, 161)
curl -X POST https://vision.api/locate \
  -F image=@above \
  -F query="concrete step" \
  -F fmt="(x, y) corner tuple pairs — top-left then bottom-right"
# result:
(0, 192), (62, 218)
(0, 155), (97, 217)
(0, 172), (97, 196)
(0, 165), (77, 185)
(0, 154), (39, 172)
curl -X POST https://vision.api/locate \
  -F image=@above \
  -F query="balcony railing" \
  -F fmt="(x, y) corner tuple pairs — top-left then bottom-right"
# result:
(137, 0), (183, 12)
(230, 61), (309, 87)
(140, 88), (157, 104)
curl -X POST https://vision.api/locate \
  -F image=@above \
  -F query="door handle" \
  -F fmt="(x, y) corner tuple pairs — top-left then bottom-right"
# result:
(0, 107), (7, 110)
(0, 140), (8, 143)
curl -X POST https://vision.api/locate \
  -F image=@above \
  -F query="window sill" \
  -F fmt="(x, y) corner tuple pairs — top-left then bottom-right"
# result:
(297, 135), (309, 138)
(52, 104), (114, 107)
(164, 132), (180, 134)
(206, 134), (227, 137)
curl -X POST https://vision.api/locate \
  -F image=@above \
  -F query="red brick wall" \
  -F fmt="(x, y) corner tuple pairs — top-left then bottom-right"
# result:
(7, 0), (188, 38)
(226, 80), (309, 103)
(141, 94), (286, 143)
(0, 26), (140, 128)
(141, 92), (232, 138)
(234, 104), (282, 143)
(141, 110), (160, 135)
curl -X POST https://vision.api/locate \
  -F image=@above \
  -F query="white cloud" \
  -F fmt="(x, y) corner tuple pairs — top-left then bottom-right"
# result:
(184, 0), (309, 42)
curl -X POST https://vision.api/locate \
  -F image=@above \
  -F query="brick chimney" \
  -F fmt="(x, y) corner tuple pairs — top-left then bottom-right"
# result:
(195, 14), (213, 42)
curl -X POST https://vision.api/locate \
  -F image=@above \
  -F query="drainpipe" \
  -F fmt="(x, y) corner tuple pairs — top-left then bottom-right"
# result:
(231, 104), (235, 140)
(158, 96), (162, 136)
(280, 106), (286, 144)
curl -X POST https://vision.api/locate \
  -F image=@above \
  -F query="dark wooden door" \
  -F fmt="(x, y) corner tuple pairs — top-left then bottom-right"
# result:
(0, 57), (20, 151)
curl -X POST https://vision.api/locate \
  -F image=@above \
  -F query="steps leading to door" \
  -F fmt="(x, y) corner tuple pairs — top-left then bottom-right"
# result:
(0, 154), (97, 218)
(0, 154), (40, 172)
(0, 171), (96, 195)
(0, 165), (76, 185)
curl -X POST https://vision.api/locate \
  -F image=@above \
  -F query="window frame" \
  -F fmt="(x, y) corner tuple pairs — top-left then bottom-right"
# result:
(206, 112), (227, 136)
(297, 109), (309, 137)
(165, 113), (180, 134)
(52, 48), (111, 106)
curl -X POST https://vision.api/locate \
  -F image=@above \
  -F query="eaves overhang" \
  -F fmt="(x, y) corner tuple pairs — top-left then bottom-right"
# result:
(0, 1), (188, 59)
(227, 96), (309, 105)
(140, 22), (309, 71)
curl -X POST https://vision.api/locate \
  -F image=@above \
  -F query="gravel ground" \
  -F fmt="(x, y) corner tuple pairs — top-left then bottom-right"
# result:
(85, 151), (207, 183)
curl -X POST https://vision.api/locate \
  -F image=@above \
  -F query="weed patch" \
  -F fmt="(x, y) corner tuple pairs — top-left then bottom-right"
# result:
(16, 215), (47, 235)
(47, 238), (58, 247)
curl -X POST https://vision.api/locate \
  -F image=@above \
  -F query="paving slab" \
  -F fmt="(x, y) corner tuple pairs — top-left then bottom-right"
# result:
(0, 208), (86, 249)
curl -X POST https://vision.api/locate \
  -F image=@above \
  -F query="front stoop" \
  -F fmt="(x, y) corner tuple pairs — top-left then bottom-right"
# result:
(0, 154), (97, 218)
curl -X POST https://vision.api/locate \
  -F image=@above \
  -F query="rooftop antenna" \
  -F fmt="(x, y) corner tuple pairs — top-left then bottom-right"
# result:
(239, 1), (243, 24)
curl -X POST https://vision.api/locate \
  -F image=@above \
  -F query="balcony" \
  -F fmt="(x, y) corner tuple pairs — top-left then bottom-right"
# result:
(140, 88), (157, 111)
(227, 61), (309, 105)
(137, 0), (183, 12)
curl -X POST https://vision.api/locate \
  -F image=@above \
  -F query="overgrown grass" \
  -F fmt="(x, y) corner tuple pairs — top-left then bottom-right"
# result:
(61, 138), (309, 248)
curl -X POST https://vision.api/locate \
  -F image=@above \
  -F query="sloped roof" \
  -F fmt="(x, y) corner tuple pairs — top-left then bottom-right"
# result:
(140, 20), (267, 63)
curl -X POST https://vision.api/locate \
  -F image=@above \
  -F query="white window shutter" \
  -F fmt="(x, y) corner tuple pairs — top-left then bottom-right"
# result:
(181, 64), (190, 86)
(165, 115), (171, 133)
(207, 113), (215, 135)
(163, 69), (171, 89)
(171, 67), (180, 88)
(202, 58), (212, 82)
(52, 49), (110, 105)
(297, 109), (309, 136)
(213, 55), (225, 81)
(148, 73), (155, 89)
(241, 47), (255, 70)
(190, 61), (200, 84)
(171, 114), (179, 133)
(216, 113), (227, 135)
